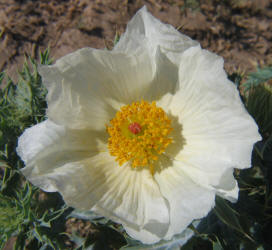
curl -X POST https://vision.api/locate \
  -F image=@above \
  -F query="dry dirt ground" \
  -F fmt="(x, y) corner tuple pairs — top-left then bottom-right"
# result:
(0, 0), (272, 80)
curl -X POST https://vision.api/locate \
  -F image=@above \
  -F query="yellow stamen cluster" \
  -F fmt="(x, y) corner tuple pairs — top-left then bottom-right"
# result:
(107, 100), (173, 175)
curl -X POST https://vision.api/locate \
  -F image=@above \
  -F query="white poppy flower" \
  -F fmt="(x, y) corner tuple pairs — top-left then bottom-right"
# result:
(17, 7), (261, 244)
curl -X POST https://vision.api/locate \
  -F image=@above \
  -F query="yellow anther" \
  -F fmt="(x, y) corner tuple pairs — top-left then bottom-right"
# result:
(107, 101), (173, 175)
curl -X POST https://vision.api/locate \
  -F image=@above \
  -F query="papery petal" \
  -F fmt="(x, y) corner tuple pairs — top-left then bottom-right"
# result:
(22, 149), (169, 239)
(124, 222), (194, 245)
(90, 153), (169, 239)
(17, 119), (107, 191)
(17, 120), (106, 164)
(39, 48), (155, 129)
(17, 120), (65, 165)
(114, 6), (199, 65)
(123, 226), (162, 245)
(143, 47), (179, 101)
(160, 46), (261, 190)
(154, 162), (215, 240)
(18, 124), (169, 240)
(213, 168), (239, 202)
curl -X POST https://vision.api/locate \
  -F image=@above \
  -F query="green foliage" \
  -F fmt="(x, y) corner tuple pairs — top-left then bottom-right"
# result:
(67, 209), (110, 226)
(245, 83), (272, 136)
(0, 49), (71, 249)
(0, 192), (24, 245)
(0, 51), (49, 189)
(214, 196), (252, 240)
(67, 210), (126, 249)
(113, 32), (120, 47)
(0, 182), (68, 249)
(243, 66), (272, 92)
(68, 225), (126, 250)
(0, 56), (47, 131)
(39, 48), (53, 66)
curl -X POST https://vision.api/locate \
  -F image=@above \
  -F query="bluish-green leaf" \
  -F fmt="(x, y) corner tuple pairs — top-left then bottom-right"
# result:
(245, 82), (272, 135)
(214, 196), (253, 241)
(68, 209), (103, 221)
(243, 66), (272, 91)
(213, 241), (223, 250)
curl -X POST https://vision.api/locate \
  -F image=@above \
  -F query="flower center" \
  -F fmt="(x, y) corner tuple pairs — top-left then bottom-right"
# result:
(128, 122), (142, 134)
(106, 100), (173, 175)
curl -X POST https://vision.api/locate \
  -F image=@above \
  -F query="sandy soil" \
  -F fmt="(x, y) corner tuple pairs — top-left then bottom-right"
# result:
(0, 0), (272, 81)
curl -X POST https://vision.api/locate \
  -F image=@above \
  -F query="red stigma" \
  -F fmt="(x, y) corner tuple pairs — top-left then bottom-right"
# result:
(128, 122), (142, 134)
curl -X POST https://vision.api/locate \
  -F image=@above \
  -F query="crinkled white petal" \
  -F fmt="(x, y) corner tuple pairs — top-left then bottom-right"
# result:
(214, 168), (239, 202)
(158, 46), (261, 193)
(124, 220), (195, 246)
(39, 48), (155, 129)
(154, 162), (215, 240)
(17, 120), (65, 164)
(143, 47), (179, 102)
(35, 154), (169, 237)
(114, 6), (199, 65)
(17, 119), (105, 165)
(17, 119), (107, 191)
(18, 123), (170, 240)
(90, 153), (169, 238)
(123, 226), (162, 245)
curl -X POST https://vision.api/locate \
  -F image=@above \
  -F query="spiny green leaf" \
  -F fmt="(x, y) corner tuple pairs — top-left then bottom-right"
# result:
(255, 134), (272, 161)
(66, 233), (94, 250)
(0, 193), (24, 242)
(214, 196), (241, 231)
(245, 82), (272, 136)
(68, 209), (103, 221)
(40, 47), (53, 65)
(0, 71), (5, 84)
(243, 66), (272, 92)
(214, 196), (254, 242)
(113, 32), (120, 46)
(212, 241), (223, 250)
